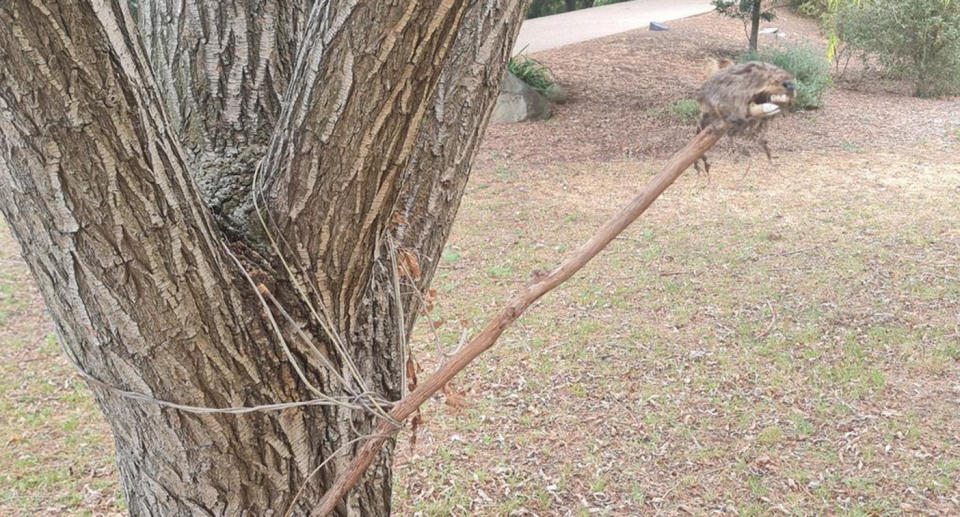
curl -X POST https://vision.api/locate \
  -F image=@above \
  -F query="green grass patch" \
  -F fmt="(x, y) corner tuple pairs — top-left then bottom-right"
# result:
(664, 98), (700, 125)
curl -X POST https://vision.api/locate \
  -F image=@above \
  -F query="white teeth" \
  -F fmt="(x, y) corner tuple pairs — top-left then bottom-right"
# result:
(770, 94), (790, 103)
(749, 102), (781, 118)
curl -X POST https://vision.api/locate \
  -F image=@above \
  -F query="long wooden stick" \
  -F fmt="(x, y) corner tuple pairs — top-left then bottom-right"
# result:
(312, 123), (725, 516)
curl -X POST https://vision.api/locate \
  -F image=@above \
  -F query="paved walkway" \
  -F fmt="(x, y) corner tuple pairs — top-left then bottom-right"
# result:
(514, 0), (714, 54)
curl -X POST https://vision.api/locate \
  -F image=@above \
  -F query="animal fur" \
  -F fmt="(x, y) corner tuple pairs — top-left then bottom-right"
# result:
(695, 61), (796, 171)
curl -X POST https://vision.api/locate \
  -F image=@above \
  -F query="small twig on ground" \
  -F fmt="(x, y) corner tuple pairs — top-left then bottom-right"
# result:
(757, 299), (778, 339)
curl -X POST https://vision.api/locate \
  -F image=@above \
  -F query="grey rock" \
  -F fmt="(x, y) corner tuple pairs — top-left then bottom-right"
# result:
(649, 22), (669, 31)
(491, 72), (553, 124)
(760, 27), (787, 38)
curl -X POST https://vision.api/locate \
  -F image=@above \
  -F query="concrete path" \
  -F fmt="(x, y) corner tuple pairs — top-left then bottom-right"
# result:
(514, 0), (714, 54)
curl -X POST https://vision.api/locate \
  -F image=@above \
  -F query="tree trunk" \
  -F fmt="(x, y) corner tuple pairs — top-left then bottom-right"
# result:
(565, 0), (578, 12)
(0, 0), (527, 515)
(750, 0), (762, 51)
(133, 0), (314, 233)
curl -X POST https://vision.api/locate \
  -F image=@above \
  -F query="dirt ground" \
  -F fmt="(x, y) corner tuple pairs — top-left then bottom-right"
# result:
(2, 8), (959, 517)
(482, 10), (959, 164)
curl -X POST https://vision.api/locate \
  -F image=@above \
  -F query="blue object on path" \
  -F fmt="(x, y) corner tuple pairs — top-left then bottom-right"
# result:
(649, 22), (669, 31)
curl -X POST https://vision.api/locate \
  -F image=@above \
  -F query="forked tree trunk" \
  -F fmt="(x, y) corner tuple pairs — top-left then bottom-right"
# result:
(0, 0), (527, 515)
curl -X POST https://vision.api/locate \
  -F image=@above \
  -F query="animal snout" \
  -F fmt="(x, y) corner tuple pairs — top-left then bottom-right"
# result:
(783, 81), (795, 92)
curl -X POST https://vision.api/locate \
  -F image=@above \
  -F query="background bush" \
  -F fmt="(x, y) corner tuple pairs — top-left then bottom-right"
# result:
(740, 45), (833, 109)
(790, 0), (837, 17)
(789, 0), (867, 18)
(835, 0), (960, 97)
(526, 0), (631, 19)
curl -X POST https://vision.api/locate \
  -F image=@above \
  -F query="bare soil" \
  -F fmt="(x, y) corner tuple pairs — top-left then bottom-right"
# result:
(479, 11), (960, 165)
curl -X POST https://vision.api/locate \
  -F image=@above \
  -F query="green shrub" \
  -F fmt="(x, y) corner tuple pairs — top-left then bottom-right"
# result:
(508, 54), (556, 93)
(790, 0), (867, 18)
(791, 0), (825, 17)
(526, 0), (631, 19)
(740, 45), (832, 109)
(835, 0), (960, 97)
(785, 2), (870, 80)
(790, 0), (835, 17)
(666, 99), (701, 124)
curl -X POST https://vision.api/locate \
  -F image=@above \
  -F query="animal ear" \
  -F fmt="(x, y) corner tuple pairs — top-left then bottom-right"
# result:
(703, 58), (735, 80)
(703, 59), (720, 79)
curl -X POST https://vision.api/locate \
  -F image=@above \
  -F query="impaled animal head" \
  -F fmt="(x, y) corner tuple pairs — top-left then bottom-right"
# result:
(697, 61), (795, 135)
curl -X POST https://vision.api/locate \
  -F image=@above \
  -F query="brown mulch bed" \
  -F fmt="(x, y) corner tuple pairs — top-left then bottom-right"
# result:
(478, 10), (960, 168)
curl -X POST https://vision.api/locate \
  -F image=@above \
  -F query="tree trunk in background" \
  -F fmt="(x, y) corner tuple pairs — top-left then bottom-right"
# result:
(750, 0), (762, 51)
(0, 0), (527, 515)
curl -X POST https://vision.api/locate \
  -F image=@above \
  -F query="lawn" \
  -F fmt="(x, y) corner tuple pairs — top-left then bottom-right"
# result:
(393, 149), (960, 516)
(2, 9), (959, 517)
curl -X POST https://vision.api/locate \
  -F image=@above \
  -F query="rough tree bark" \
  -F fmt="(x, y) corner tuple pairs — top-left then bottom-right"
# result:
(0, 0), (527, 515)
(749, 0), (762, 51)
(134, 0), (314, 232)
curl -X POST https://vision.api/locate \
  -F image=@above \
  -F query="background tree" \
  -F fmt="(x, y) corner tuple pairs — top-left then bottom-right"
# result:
(834, 0), (960, 96)
(0, 0), (527, 514)
(713, 0), (778, 50)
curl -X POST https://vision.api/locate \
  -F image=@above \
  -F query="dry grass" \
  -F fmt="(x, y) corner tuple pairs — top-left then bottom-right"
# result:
(394, 149), (960, 516)
(393, 10), (960, 516)
(0, 238), (121, 515)
(2, 9), (959, 517)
